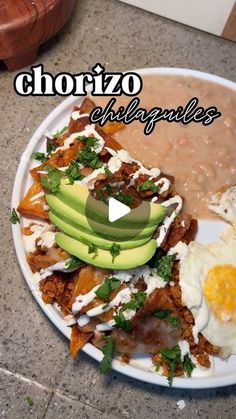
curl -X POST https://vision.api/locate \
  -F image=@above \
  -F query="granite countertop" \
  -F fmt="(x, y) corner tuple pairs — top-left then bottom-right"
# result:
(1, 0), (236, 417)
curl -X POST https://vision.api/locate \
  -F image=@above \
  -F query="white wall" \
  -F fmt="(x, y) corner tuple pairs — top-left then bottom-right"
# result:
(118, 0), (235, 35)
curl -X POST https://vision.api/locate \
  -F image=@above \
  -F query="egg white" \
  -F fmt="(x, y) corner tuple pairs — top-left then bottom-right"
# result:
(179, 241), (236, 356)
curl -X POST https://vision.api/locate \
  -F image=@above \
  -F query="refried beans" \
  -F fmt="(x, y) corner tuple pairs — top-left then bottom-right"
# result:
(94, 75), (236, 218)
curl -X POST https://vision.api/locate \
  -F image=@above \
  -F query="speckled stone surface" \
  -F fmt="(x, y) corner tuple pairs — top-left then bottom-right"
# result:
(1, 0), (236, 417)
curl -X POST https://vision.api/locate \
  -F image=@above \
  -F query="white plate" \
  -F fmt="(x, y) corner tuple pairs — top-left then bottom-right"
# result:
(12, 68), (236, 388)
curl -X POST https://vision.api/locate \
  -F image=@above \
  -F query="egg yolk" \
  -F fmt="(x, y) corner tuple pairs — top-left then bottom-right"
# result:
(204, 264), (236, 323)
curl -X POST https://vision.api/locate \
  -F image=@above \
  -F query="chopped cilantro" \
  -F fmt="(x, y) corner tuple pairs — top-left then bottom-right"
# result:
(97, 190), (107, 203)
(160, 344), (181, 385)
(183, 353), (196, 377)
(139, 180), (160, 193)
(115, 191), (134, 206)
(46, 138), (57, 155)
(122, 291), (147, 312)
(34, 151), (47, 163)
(156, 255), (175, 282)
(155, 364), (160, 372)
(105, 183), (113, 195)
(153, 309), (172, 319)
(110, 243), (121, 262)
(40, 166), (64, 193)
(104, 165), (113, 178)
(77, 148), (102, 169)
(113, 311), (132, 332)
(95, 277), (121, 301)
(153, 309), (180, 328)
(78, 135), (99, 149)
(65, 256), (84, 270)
(88, 243), (98, 258)
(65, 160), (84, 185)
(53, 126), (68, 138)
(99, 337), (115, 374)
(168, 316), (180, 328)
(25, 396), (34, 407)
(10, 208), (20, 224)
(114, 291), (147, 331)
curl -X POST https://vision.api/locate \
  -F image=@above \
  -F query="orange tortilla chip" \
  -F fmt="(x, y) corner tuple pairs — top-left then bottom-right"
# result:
(18, 182), (49, 220)
(102, 121), (125, 135)
(70, 325), (92, 358)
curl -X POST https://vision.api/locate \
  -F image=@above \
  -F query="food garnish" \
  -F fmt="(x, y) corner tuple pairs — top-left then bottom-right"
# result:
(10, 208), (20, 224)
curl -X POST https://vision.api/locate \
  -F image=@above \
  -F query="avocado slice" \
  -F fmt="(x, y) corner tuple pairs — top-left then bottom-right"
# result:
(56, 232), (157, 269)
(50, 211), (150, 250)
(46, 195), (157, 240)
(56, 179), (166, 227)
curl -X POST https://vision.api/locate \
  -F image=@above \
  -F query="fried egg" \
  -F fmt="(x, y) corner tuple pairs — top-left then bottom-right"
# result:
(207, 185), (236, 224)
(179, 241), (236, 356)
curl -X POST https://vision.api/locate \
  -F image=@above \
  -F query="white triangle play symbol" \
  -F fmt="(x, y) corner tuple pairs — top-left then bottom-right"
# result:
(108, 197), (131, 223)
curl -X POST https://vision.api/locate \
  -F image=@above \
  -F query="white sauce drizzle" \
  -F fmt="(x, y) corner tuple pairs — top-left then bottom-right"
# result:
(40, 260), (68, 279)
(79, 167), (105, 189)
(23, 223), (55, 253)
(37, 231), (56, 249)
(54, 124), (104, 154)
(154, 177), (171, 194)
(132, 164), (161, 180)
(72, 265), (167, 331)
(29, 191), (45, 202)
(72, 284), (101, 314)
(77, 314), (91, 327)
(86, 288), (132, 317)
(71, 111), (89, 121)
(156, 195), (183, 246)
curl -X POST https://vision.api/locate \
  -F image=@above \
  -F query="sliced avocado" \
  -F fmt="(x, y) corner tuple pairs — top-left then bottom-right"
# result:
(46, 195), (156, 240)
(50, 211), (150, 250)
(55, 232), (157, 269)
(56, 179), (166, 227)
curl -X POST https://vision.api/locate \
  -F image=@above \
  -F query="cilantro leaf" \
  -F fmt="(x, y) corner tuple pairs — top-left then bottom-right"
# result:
(156, 255), (175, 282)
(46, 138), (57, 155)
(65, 256), (84, 270)
(153, 309), (180, 328)
(77, 148), (102, 169)
(53, 126), (68, 138)
(25, 396), (34, 407)
(153, 309), (172, 319)
(113, 311), (132, 332)
(139, 180), (160, 193)
(34, 152), (47, 163)
(88, 243), (98, 259)
(95, 277), (121, 301)
(168, 316), (180, 328)
(183, 353), (196, 377)
(115, 191), (134, 206)
(77, 136), (99, 149)
(110, 243), (121, 262)
(160, 344), (181, 385)
(104, 165), (113, 178)
(65, 160), (85, 185)
(40, 166), (64, 193)
(10, 208), (20, 224)
(122, 291), (147, 312)
(99, 337), (115, 374)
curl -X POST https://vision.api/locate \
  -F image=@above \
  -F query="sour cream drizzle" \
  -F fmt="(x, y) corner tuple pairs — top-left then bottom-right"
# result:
(30, 191), (45, 202)
(40, 260), (68, 279)
(55, 124), (105, 154)
(73, 266), (167, 331)
(156, 195), (183, 246)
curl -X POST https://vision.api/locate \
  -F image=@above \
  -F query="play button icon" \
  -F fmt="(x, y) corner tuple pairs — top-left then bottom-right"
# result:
(108, 198), (131, 223)
(85, 189), (151, 240)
